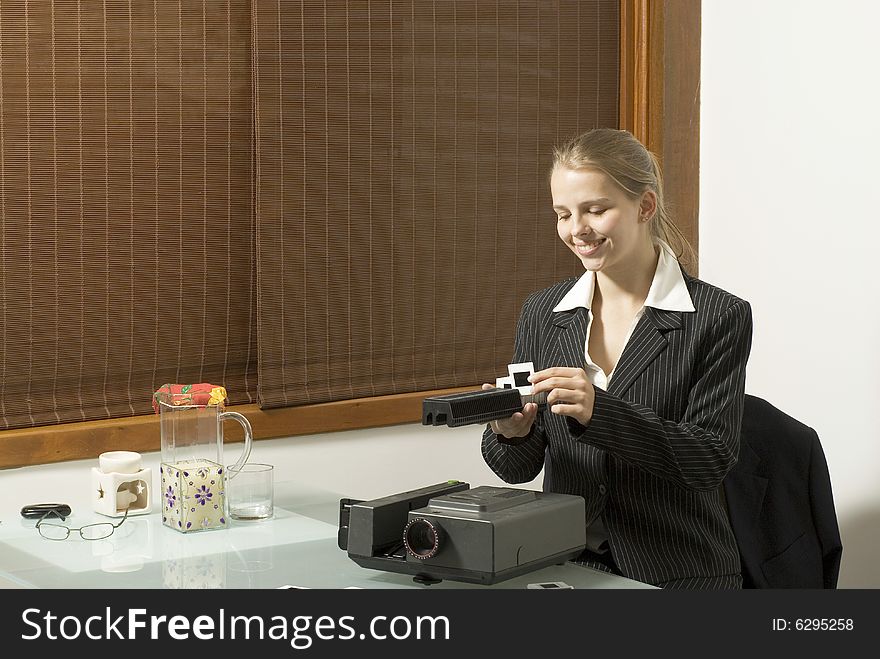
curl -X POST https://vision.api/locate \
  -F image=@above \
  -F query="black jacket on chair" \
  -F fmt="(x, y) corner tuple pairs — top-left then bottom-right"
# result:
(723, 395), (842, 588)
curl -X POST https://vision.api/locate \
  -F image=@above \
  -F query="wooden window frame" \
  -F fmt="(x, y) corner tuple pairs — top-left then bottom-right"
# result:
(0, 0), (700, 468)
(620, 0), (701, 270)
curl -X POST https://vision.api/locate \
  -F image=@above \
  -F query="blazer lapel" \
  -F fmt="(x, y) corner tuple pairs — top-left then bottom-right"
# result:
(607, 307), (683, 398)
(546, 306), (685, 398)
(547, 307), (591, 369)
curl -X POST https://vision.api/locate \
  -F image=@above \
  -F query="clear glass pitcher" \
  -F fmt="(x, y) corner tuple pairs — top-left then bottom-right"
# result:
(155, 384), (253, 477)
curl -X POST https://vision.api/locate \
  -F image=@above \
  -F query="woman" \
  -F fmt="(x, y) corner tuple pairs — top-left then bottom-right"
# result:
(481, 128), (751, 589)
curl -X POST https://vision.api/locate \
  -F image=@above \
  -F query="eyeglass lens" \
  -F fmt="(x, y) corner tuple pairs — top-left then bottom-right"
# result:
(38, 523), (71, 541)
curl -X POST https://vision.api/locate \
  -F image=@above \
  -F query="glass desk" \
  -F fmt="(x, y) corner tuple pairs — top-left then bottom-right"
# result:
(0, 479), (654, 590)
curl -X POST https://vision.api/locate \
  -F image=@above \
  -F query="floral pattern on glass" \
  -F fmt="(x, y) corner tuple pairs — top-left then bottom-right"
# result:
(161, 459), (225, 534)
(194, 485), (212, 506)
(165, 486), (176, 509)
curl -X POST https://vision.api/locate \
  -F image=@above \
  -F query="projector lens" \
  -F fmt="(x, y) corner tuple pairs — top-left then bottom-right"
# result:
(403, 518), (442, 559)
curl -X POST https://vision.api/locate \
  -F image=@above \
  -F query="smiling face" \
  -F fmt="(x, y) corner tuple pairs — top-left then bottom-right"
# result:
(551, 166), (655, 274)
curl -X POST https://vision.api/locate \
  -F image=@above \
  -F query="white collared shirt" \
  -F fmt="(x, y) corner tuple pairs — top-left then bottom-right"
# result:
(550, 241), (695, 554)
(552, 240), (695, 390)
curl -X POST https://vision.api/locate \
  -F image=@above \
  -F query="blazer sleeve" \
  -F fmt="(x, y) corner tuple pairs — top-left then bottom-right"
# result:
(481, 292), (549, 484)
(570, 299), (753, 491)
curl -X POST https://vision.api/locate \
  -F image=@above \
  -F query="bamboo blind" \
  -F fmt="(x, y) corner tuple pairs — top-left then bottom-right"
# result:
(0, 1), (256, 429)
(253, 0), (619, 407)
(0, 0), (620, 431)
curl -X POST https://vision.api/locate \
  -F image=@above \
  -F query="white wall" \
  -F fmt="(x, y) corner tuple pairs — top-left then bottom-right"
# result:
(0, 423), (539, 515)
(246, 423), (542, 502)
(701, 0), (880, 587)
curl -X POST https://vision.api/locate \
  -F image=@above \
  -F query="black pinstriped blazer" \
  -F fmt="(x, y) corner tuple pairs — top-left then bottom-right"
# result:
(481, 270), (752, 588)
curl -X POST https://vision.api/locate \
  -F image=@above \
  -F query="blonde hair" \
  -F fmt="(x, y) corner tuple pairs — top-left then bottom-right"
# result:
(551, 128), (696, 273)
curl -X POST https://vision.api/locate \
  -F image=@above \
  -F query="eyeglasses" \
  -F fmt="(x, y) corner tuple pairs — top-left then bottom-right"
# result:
(33, 505), (129, 541)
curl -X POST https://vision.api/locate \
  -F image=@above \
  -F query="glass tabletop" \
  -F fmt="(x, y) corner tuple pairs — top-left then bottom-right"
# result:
(0, 477), (653, 590)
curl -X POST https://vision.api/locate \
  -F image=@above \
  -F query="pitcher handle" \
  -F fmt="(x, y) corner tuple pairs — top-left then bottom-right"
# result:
(220, 411), (253, 478)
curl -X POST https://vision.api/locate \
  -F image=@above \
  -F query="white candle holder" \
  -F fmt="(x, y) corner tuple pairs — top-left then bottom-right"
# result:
(160, 459), (226, 533)
(91, 450), (152, 517)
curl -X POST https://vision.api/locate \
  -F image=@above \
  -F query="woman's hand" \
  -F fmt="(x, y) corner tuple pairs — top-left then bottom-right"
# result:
(528, 367), (595, 427)
(481, 383), (538, 438)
